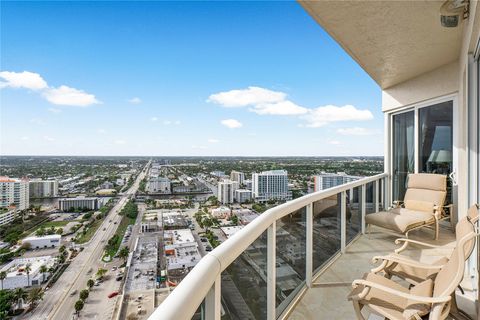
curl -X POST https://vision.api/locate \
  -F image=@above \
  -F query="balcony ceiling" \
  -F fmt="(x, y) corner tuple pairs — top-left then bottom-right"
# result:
(299, 0), (464, 89)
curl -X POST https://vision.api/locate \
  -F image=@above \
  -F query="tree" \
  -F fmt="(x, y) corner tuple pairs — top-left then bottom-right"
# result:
(79, 289), (89, 301)
(27, 287), (43, 307)
(35, 228), (46, 237)
(13, 288), (27, 310)
(25, 264), (31, 287)
(56, 228), (63, 235)
(118, 247), (129, 262)
(96, 268), (107, 279)
(87, 279), (95, 290)
(59, 245), (66, 255)
(0, 271), (6, 290)
(74, 299), (84, 315)
(39, 265), (48, 283)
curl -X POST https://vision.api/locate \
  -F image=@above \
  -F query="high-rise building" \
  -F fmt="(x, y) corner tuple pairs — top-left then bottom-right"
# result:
(29, 180), (59, 198)
(251, 170), (289, 202)
(313, 172), (361, 191)
(217, 180), (239, 204)
(235, 189), (252, 203)
(0, 177), (29, 210)
(230, 171), (245, 185)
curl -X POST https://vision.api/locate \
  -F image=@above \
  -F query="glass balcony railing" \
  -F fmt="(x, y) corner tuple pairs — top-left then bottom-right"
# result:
(150, 173), (389, 320)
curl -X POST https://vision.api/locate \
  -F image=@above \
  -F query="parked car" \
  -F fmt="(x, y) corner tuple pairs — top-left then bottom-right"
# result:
(108, 291), (119, 298)
(69, 290), (78, 296)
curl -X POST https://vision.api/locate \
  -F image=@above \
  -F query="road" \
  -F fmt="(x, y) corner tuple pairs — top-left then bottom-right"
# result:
(29, 161), (150, 320)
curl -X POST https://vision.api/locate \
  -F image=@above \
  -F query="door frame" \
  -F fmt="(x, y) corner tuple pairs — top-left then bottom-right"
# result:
(386, 93), (459, 210)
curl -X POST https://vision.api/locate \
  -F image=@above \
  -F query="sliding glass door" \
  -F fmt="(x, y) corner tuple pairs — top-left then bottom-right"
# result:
(392, 111), (414, 201)
(391, 99), (455, 204)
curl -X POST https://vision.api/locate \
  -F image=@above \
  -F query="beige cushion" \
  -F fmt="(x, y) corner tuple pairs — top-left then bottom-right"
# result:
(386, 255), (448, 284)
(403, 279), (433, 319)
(407, 173), (447, 191)
(404, 200), (435, 213)
(366, 209), (434, 233)
(404, 188), (446, 208)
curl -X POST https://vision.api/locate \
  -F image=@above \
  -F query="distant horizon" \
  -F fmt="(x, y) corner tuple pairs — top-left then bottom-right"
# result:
(0, 154), (384, 158)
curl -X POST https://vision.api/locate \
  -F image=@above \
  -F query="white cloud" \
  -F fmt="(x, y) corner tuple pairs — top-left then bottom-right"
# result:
(302, 105), (374, 128)
(43, 85), (100, 107)
(174, 120), (181, 125)
(30, 118), (46, 125)
(221, 119), (243, 129)
(337, 127), (377, 136)
(114, 139), (126, 145)
(250, 100), (307, 115)
(208, 139), (219, 143)
(0, 71), (48, 90)
(1, 70), (100, 107)
(328, 140), (341, 145)
(192, 145), (207, 150)
(43, 136), (55, 142)
(208, 86), (286, 107)
(48, 107), (62, 114)
(150, 117), (158, 122)
(128, 97), (142, 104)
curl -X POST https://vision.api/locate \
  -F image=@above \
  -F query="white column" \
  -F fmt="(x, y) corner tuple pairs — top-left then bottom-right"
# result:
(361, 184), (366, 234)
(375, 180), (379, 213)
(306, 203), (313, 287)
(267, 222), (276, 320)
(205, 274), (221, 320)
(341, 191), (346, 252)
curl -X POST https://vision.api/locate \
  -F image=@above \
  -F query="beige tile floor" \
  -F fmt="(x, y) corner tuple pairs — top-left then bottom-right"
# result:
(288, 225), (477, 320)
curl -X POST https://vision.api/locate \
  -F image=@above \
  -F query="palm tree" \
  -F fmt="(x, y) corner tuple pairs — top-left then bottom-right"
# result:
(0, 271), (6, 290)
(59, 245), (66, 255)
(118, 247), (129, 263)
(96, 268), (107, 279)
(27, 287), (44, 307)
(24, 264), (31, 287)
(39, 265), (48, 283)
(74, 299), (84, 315)
(87, 279), (94, 290)
(13, 288), (27, 310)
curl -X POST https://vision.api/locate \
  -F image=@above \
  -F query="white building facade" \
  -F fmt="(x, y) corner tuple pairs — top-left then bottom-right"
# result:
(217, 180), (239, 204)
(29, 180), (59, 198)
(58, 196), (100, 211)
(0, 177), (29, 210)
(0, 256), (54, 289)
(313, 172), (361, 191)
(146, 177), (171, 193)
(235, 189), (252, 203)
(22, 234), (61, 249)
(230, 171), (245, 185)
(252, 170), (289, 202)
(0, 210), (17, 226)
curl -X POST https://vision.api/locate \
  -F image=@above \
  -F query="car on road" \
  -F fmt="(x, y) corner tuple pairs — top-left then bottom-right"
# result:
(103, 228), (106, 231)
(111, 266), (118, 271)
(69, 290), (78, 296)
(108, 291), (119, 298)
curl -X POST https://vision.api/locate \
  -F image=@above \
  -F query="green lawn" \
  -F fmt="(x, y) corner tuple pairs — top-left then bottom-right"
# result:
(75, 219), (102, 244)
(38, 221), (70, 228)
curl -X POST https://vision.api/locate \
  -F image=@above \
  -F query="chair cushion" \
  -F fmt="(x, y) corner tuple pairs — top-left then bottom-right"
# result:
(366, 210), (435, 233)
(348, 273), (408, 320)
(407, 173), (447, 191)
(386, 255), (448, 284)
(404, 200), (435, 213)
(403, 278), (433, 319)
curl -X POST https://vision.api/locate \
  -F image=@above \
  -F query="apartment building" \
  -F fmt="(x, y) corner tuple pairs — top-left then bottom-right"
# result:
(29, 180), (59, 198)
(0, 177), (29, 210)
(217, 179), (239, 204)
(251, 170), (290, 202)
(313, 172), (361, 191)
(229, 170), (245, 185)
(58, 196), (101, 211)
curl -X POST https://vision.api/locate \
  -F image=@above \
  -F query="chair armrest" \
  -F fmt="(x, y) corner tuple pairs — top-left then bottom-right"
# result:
(350, 279), (451, 304)
(394, 238), (442, 254)
(371, 255), (442, 270)
(434, 204), (453, 215)
(392, 200), (404, 209)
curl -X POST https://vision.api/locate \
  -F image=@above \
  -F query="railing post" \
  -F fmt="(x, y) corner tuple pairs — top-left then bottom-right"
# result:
(306, 203), (313, 288)
(205, 274), (221, 320)
(375, 180), (379, 213)
(341, 191), (346, 252)
(267, 222), (276, 320)
(361, 184), (366, 234)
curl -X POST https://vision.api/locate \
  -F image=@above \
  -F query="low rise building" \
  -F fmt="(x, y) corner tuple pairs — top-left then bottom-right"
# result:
(22, 234), (61, 249)
(0, 256), (55, 289)
(234, 209), (259, 225)
(29, 180), (59, 198)
(211, 206), (231, 219)
(164, 229), (201, 271)
(235, 189), (252, 203)
(58, 196), (101, 211)
(146, 177), (171, 193)
(0, 209), (17, 226)
(220, 226), (244, 238)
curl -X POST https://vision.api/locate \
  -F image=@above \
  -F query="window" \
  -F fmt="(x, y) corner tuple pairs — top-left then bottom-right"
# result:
(392, 111), (414, 201)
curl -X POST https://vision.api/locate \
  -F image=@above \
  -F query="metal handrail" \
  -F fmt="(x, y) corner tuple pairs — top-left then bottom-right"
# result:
(149, 172), (388, 320)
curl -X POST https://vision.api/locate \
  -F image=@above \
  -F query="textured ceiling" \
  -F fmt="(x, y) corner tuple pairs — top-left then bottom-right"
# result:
(299, 0), (464, 89)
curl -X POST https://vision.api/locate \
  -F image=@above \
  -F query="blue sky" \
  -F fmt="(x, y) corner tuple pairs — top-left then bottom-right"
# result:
(0, 1), (383, 156)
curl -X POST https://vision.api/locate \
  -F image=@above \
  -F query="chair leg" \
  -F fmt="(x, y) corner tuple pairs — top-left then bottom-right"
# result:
(352, 301), (366, 320)
(434, 219), (439, 240)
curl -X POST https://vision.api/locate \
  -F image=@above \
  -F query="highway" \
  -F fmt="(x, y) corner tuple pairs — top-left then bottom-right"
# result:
(29, 161), (150, 320)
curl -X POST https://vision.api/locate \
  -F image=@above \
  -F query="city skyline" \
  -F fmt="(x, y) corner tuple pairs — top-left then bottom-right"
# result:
(1, 1), (383, 157)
